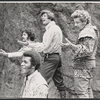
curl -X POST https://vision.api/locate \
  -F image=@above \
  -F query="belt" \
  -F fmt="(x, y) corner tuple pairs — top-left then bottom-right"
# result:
(73, 58), (95, 62)
(44, 53), (59, 58)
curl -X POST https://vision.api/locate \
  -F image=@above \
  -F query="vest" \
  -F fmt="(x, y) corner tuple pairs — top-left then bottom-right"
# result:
(74, 24), (99, 69)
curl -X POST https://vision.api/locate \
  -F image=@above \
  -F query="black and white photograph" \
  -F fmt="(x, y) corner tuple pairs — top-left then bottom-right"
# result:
(0, 1), (100, 98)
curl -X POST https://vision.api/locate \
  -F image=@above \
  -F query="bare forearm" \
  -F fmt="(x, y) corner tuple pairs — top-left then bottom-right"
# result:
(69, 42), (79, 51)
(7, 52), (23, 58)
(17, 40), (28, 46)
(65, 38), (80, 51)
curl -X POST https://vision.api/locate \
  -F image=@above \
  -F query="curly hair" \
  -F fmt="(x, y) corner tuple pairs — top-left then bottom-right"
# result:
(23, 50), (41, 70)
(71, 10), (91, 24)
(22, 30), (35, 41)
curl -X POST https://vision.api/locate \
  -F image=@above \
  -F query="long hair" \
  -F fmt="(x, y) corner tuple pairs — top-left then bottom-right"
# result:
(23, 30), (35, 41)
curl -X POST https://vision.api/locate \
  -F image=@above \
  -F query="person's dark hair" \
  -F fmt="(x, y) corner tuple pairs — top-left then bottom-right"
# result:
(23, 50), (41, 70)
(22, 30), (35, 41)
(40, 10), (55, 21)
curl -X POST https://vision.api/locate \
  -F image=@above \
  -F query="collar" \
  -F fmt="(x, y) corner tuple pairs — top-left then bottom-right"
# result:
(26, 70), (38, 80)
(79, 23), (91, 31)
(78, 23), (97, 40)
(45, 21), (55, 31)
(82, 23), (97, 32)
(84, 23), (91, 28)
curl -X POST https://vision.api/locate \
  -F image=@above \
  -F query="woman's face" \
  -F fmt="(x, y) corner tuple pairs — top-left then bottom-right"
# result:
(74, 17), (87, 31)
(22, 32), (28, 41)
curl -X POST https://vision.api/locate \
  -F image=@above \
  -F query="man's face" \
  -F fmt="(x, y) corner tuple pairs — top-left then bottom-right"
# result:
(74, 18), (86, 31)
(41, 13), (51, 25)
(21, 56), (32, 76)
(22, 32), (28, 41)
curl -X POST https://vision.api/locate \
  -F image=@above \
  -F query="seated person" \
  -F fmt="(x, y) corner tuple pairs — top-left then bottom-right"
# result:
(20, 50), (48, 98)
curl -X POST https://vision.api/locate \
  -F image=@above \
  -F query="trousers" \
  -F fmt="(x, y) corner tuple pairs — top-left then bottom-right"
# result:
(40, 53), (66, 91)
(74, 68), (93, 98)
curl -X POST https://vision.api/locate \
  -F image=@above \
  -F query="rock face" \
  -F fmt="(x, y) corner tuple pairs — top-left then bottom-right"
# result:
(0, 2), (100, 98)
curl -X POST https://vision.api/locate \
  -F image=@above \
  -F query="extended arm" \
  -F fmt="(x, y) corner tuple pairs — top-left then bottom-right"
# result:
(60, 38), (80, 51)
(74, 37), (95, 58)
(0, 49), (23, 58)
(28, 28), (56, 52)
(7, 52), (23, 58)
(64, 37), (95, 58)
(17, 40), (28, 46)
(0, 49), (8, 57)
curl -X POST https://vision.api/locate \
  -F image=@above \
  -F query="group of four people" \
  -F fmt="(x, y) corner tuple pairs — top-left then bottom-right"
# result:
(0, 9), (99, 98)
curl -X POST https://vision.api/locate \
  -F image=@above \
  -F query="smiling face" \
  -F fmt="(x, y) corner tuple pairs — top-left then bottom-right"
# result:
(22, 32), (28, 42)
(21, 56), (34, 76)
(41, 13), (51, 25)
(74, 17), (87, 31)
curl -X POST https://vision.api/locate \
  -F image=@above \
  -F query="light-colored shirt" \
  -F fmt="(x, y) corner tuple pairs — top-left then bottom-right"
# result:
(21, 70), (48, 98)
(7, 41), (36, 58)
(28, 21), (63, 55)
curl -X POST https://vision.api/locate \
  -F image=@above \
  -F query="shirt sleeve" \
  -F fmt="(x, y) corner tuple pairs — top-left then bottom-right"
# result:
(32, 85), (48, 98)
(42, 27), (57, 50)
(73, 37), (95, 58)
(27, 42), (45, 52)
(28, 26), (57, 52)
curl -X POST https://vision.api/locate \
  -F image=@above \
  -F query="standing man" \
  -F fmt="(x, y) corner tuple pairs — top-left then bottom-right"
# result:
(27, 10), (66, 98)
(20, 50), (48, 98)
(61, 10), (99, 98)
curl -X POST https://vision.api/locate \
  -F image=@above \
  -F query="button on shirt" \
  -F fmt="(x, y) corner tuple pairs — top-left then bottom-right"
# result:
(28, 21), (63, 55)
(21, 70), (48, 98)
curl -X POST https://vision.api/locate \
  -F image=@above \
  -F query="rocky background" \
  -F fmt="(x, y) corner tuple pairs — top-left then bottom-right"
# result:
(0, 2), (100, 98)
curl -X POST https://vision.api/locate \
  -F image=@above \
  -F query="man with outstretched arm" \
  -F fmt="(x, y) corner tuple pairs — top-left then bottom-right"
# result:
(61, 10), (99, 98)
(26, 10), (66, 98)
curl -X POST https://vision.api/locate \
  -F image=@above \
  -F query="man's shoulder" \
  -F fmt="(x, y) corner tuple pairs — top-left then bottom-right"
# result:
(82, 26), (95, 33)
(50, 24), (61, 32)
(33, 71), (48, 85)
(79, 25), (96, 39)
